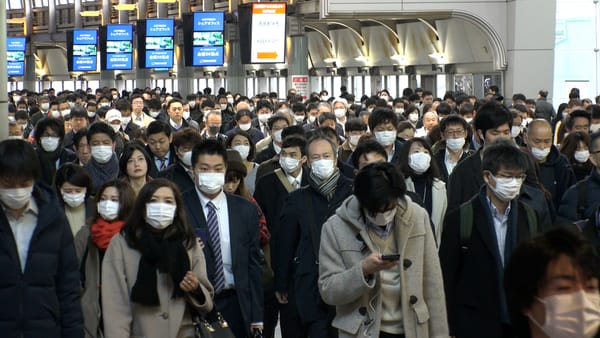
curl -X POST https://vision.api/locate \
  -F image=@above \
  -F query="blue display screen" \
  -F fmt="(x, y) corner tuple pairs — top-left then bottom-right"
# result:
(106, 24), (133, 70)
(7, 37), (26, 76)
(145, 19), (174, 68)
(192, 12), (224, 66)
(72, 30), (97, 71)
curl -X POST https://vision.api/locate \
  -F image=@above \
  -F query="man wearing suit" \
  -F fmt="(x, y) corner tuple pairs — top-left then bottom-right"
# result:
(158, 127), (202, 193)
(439, 140), (543, 338)
(275, 132), (353, 337)
(131, 93), (155, 128)
(183, 139), (264, 338)
(145, 120), (178, 178)
(254, 135), (308, 338)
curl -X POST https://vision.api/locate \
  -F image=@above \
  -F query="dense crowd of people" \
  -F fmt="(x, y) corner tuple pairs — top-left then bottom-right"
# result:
(2, 84), (600, 338)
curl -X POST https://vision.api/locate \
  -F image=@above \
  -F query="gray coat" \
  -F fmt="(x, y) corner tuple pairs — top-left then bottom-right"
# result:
(74, 225), (103, 338)
(318, 195), (449, 338)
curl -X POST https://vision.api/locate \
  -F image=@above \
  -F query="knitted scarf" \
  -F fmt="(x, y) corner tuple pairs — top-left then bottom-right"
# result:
(130, 230), (190, 306)
(91, 219), (124, 251)
(86, 154), (119, 193)
(308, 168), (340, 201)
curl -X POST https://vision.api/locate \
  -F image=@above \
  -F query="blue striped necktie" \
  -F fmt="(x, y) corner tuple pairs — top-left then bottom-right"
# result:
(206, 201), (225, 293)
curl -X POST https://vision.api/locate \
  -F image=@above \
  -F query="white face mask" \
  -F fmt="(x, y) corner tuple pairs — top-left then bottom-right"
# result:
(62, 191), (86, 208)
(575, 150), (590, 163)
(91, 145), (113, 164)
(149, 111), (160, 118)
(367, 108), (374, 113)
(409, 113), (419, 123)
(511, 126), (522, 138)
(409, 152), (431, 174)
(41, 136), (60, 152)
(294, 115), (305, 123)
(68, 102), (75, 109)
(279, 156), (301, 174)
(98, 200), (120, 221)
(349, 135), (361, 147)
(365, 207), (396, 226)
(465, 117), (473, 123)
(227, 97), (234, 105)
(591, 123), (600, 134)
(41, 102), (50, 111)
(220, 103), (228, 111)
(272, 129), (283, 143)
(112, 95), (119, 100)
(528, 290), (600, 338)
(197, 172), (225, 195)
(531, 146), (551, 161)
(61, 109), (71, 117)
(180, 151), (193, 167)
(87, 111), (96, 118)
(110, 124), (121, 133)
(258, 113), (272, 124)
(375, 131), (397, 147)
(486, 173), (523, 202)
(308, 115), (317, 124)
(239, 122), (252, 131)
(121, 117), (131, 127)
(232, 145), (250, 160)
(145, 202), (177, 229)
(189, 102), (196, 109)
(0, 186), (34, 210)
(446, 137), (466, 152)
(50, 110), (61, 118)
(182, 111), (190, 120)
(310, 159), (335, 180)
(100, 102), (111, 108)
(334, 108), (346, 119)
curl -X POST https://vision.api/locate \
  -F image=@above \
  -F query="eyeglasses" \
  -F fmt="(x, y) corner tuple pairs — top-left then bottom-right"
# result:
(489, 172), (527, 181)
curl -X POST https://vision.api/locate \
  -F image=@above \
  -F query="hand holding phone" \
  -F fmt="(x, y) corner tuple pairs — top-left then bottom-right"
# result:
(381, 254), (401, 261)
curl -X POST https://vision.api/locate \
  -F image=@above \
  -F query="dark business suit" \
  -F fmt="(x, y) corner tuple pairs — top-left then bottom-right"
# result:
(433, 146), (474, 183)
(254, 169), (309, 338)
(183, 190), (264, 338)
(447, 149), (484, 212)
(157, 162), (195, 193)
(439, 189), (540, 338)
(146, 144), (178, 178)
(275, 174), (353, 337)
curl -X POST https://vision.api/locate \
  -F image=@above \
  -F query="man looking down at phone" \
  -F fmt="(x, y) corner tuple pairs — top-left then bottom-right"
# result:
(318, 162), (448, 338)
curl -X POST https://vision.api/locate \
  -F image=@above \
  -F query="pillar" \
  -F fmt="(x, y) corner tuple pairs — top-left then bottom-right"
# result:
(0, 0), (7, 139)
(24, 53), (36, 91)
(287, 16), (309, 99)
(177, 46), (194, 96)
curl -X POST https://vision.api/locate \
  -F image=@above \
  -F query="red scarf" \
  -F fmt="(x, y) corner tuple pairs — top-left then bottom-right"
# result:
(91, 219), (125, 251)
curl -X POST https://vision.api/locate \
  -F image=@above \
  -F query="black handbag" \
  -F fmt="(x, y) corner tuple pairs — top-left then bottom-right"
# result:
(192, 310), (235, 338)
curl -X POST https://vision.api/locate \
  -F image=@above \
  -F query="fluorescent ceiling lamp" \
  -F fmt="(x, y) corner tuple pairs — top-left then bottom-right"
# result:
(7, 17), (26, 24)
(390, 54), (407, 63)
(114, 3), (137, 10)
(428, 52), (446, 63)
(154, 0), (177, 3)
(355, 55), (369, 62)
(80, 10), (101, 16)
(323, 57), (337, 63)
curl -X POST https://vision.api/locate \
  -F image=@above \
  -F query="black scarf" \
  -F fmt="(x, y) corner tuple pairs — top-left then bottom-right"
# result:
(86, 154), (119, 193)
(37, 146), (62, 186)
(308, 169), (340, 201)
(130, 230), (190, 306)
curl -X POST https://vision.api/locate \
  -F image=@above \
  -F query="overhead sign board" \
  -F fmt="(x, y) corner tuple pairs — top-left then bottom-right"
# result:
(250, 2), (286, 63)
(104, 24), (133, 70)
(145, 19), (174, 68)
(7, 37), (26, 76)
(71, 29), (98, 72)
(192, 12), (224, 66)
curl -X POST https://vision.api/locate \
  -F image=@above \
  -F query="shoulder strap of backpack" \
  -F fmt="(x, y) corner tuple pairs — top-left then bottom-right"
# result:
(459, 202), (473, 246)
(577, 179), (589, 220)
(274, 168), (294, 193)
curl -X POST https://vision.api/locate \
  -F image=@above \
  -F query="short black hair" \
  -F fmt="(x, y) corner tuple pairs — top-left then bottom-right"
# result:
(192, 139), (228, 168)
(256, 99), (273, 112)
(350, 140), (387, 169)
(436, 102), (452, 116)
(282, 125), (305, 139)
(35, 117), (65, 143)
(345, 118), (367, 133)
(292, 102), (306, 113)
(87, 120), (116, 142)
(73, 129), (88, 149)
(481, 139), (528, 175)
(440, 114), (469, 133)
(166, 98), (183, 111)
(115, 98), (131, 112)
(119, 142), (153, 179)
(54, 163), (93, 202)
(148, 98), (162, 110)
(282, 135), (307, 156)
(267, 113), (290, 130)
(368, 108), (399, 131)
(566, 109), (591, 130)
(318, 112), (336, 126)
(505, 226), (600, 338)
(587, 104), (600, 120)
(70, 105), (88, 119)
(146, 120), (172, 138)
(225, 131), (256, 161)
(474, 101), (512, 136)
(234, 109), (252, 122)
(354, 162), (406, 215)
(0, 140), (40, 180)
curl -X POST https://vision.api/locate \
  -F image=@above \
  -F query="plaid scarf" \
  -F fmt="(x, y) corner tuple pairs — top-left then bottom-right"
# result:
(308, 168), (340, 201)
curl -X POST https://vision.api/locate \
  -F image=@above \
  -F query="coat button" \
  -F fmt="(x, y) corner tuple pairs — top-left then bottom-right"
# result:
(403, 259), (412, 269)
(161, 312), (169, 319)
(359, 307), (367, 316)
(409, 296), (418, 305)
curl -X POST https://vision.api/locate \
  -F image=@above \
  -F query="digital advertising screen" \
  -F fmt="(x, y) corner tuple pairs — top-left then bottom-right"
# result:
(144, 19), (175, 68)
(69, 29), (98, 72)
(250, 3), (286, 63)
(7, 37), (26, 76)
(103, 24), (134, 70)
(183, 12), (225, 67)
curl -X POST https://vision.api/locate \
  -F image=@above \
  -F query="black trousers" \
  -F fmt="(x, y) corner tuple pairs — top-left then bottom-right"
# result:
(215, 290), (249, 338)
(263, 284), (307, 338)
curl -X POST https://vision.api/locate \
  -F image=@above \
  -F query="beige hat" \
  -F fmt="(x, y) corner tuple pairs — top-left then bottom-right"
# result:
(105, 109), (122, 123)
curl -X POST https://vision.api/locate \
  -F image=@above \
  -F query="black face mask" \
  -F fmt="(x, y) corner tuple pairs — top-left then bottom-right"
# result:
(208, 126), (220, 135)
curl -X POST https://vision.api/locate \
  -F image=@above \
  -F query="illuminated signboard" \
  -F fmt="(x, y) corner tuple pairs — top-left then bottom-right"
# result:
(69, 29), (98, 72)
(104, 24), (134, 70)
(144, 19), (174, 68)
(250, 3), (286, 63)
(183, 12), (225, 67)
(7, 37), (26, 76)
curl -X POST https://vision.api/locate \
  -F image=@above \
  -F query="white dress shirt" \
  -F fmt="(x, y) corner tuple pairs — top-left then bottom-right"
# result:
(169, 118), (183, 131)
(444, 148), (463, 176)
(4, 198), (38, 271)
(197, 189), (235, 288)
(486, 195), (511, 266)
(286, 168), (303, 190)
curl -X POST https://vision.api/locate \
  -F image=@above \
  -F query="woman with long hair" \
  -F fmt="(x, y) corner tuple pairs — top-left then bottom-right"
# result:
(74, 179), (136, 338)
(119, 142), (153, 196)
(226, 131), (259, 195)
(102, 179), (213, 338)
(560, 131), (594, 182)
(55, 163), (94, 235)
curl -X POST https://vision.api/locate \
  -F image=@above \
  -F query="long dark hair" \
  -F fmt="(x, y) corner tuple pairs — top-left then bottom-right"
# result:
(121, 178), (196, 250)
(560, 132), (593, 168)
(94, 179), (136, 223)
(399, 137), (441, 181)
(119, 141), (153, 179)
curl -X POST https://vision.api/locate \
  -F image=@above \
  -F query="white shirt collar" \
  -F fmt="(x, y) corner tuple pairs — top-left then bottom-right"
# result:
(169, 118), (183, 129)
(286, 168), (303, 185)
(196, 188), (226, 210)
